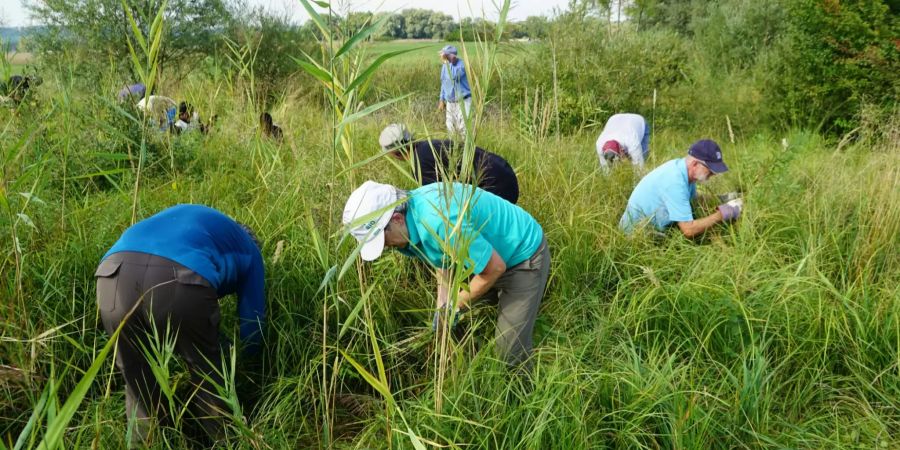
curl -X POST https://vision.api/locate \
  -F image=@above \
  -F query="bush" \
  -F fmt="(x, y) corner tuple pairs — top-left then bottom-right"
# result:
(224, 8), (317, 110)
(502, 13), (689, 133)
(28, 0), (234, 79)
(767, 0), (900, 134)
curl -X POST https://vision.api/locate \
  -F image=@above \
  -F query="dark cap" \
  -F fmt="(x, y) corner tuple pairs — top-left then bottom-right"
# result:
(688, 139), (728, 173)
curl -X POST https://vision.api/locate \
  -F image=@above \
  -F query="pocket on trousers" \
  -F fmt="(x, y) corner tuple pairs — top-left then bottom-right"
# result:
(94, 259), (122, 278)
(174, 266), (212, 288)
(95, 259), (122, 313)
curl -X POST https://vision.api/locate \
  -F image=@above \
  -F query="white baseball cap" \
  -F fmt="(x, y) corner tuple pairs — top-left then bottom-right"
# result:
(379, 123), (411, 150)
(343, 180), (399, 261)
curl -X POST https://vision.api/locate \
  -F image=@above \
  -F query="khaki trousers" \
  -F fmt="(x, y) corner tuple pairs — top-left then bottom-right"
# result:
(482, 236), (551, 369)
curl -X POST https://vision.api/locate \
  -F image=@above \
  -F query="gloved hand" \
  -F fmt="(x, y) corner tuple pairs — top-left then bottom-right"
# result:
(432, 306), (466, 332)
(718, 199), (743, 221)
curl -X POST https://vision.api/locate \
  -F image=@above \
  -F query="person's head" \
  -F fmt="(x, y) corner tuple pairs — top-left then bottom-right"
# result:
(439, 45), (458, 63)
(260, 112), (273, 127)
(8, 75), (25, 89)
(379, 123), (413, 159)
(178, 102), (191, 122)
(343, 181), (409, 261)
(601, 140), (624, 162)
(686, 139), (728, 183)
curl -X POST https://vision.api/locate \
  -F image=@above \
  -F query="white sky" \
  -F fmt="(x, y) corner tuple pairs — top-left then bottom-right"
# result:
(2, 0), (571, 27)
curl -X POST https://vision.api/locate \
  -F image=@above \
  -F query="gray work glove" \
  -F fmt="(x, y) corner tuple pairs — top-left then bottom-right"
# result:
(718, 199), (743, 221)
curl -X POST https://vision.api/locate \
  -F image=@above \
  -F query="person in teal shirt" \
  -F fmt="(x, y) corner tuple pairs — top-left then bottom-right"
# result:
(343, 181), (550, 369)
(620, 139), (743, 237)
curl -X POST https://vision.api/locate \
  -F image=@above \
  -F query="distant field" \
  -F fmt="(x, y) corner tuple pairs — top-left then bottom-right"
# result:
(5, 52), (32, 74)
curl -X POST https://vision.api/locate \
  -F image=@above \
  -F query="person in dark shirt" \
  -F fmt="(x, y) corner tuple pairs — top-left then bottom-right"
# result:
(378, 123), (519, 204)
(95, 204), (264, 445)
(260, 112), (284, 142)
(117, 83), (147, 103)
(2, 75), (42, 104)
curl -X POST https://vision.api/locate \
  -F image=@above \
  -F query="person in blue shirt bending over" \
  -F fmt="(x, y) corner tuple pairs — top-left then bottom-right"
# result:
(438, 45), (473, 138)
(620, 139), (743, 238)
(94, 204), (264, 446)
(343, 181), (550, 371)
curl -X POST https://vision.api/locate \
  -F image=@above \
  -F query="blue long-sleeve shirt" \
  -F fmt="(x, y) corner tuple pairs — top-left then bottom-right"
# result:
(103, 204), (265, 353)
(440, 58), (471, 102)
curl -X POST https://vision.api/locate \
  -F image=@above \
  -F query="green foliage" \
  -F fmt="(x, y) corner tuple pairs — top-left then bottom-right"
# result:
(508, 16), (550, 40)
(400, 8), (456, 39)
(691, 0), (786, 71)
(27, 0), (233, 77)
(627, 0), (701, 33)
(224, 8), (317, 110)
(769, 0), (900, 133)
(2, 1), (900, 448)
(502, 13), (689, 133)
(445, 18), (498, 42)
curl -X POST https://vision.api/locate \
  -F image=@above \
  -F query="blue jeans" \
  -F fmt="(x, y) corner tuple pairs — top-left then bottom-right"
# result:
(640, 123), (651, 160)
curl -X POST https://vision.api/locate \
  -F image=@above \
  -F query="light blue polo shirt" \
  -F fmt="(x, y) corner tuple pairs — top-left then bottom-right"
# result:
(620, 158), (697, 232)
(398, 183), (543, 273)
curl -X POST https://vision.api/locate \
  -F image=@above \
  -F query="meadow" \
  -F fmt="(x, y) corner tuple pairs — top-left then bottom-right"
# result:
(1, 11), (899, 450)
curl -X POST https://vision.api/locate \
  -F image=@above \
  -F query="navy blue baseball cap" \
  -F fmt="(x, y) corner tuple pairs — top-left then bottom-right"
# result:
(688, 139), (728, 173)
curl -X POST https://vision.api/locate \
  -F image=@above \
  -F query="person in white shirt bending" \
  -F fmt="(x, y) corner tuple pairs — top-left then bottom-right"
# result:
(595, 113), (650, 172)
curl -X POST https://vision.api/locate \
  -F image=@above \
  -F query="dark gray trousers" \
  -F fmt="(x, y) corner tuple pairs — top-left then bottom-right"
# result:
(483, 236), (551, 368)
(95, 252), (227, 444)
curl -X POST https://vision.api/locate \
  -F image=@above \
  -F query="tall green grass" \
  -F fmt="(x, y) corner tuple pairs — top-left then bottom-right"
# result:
(1, 2), (899, 449)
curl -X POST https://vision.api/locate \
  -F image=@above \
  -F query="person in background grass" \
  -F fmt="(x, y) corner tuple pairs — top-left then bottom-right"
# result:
(117, 83), (146, 103)
(343, 181), (550, 370)
(438, 45), (472, 138)
(136, 95), (177, 131)
(260, 112), (284, 142)
(620, 139), (743, 238)
(595, 113), (651, 172)
(95, 204), (264, 446)
(2, 75), (43, 105)
(379, 123), (520, 204)
(173, 101), (216, 134)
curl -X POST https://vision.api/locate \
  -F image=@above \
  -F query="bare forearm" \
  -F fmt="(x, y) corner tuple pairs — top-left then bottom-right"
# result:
(678, 211), (723, 238)
(457, 273), (500, 308)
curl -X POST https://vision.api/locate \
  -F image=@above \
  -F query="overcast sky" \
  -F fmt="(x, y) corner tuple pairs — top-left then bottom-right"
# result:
(2, 0), (572, 27)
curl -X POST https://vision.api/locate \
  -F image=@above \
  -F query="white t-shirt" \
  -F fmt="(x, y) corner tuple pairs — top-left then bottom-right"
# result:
(595, 113), (647, 169)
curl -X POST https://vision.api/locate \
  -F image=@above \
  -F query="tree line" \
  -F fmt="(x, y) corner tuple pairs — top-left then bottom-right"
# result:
(18, 0), (899, 134)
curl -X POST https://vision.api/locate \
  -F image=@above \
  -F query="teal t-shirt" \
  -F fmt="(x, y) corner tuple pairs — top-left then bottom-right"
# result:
(620, 158), (697, 232)
(398, 183), (543, 273)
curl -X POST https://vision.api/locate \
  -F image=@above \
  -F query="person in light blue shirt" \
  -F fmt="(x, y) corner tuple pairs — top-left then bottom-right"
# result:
(95, 204), (264, 444)
(438, 45), (473, 137)
(620, 139), (743, 238)
(343, 181), (550, 369)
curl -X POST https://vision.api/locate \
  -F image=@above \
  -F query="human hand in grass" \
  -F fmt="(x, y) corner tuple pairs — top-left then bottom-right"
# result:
(432, 306), (466, 332)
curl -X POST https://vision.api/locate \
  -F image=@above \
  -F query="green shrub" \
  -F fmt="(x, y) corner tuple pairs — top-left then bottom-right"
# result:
(768, 0), (900, 133)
